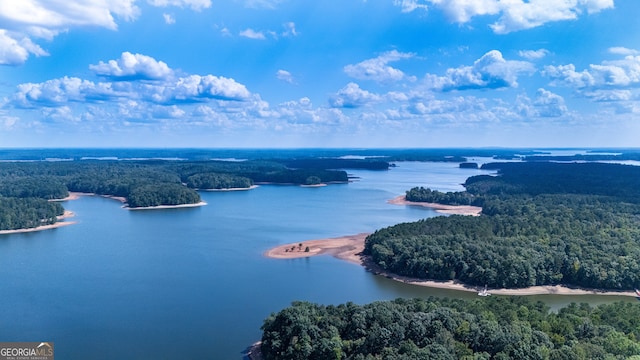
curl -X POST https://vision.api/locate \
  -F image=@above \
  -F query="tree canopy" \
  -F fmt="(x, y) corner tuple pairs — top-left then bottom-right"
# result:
(366, 162), (640, 290)
(0, 158), (350, 229)
(261, 297), (640, 360)
(0, 197), (64, 231)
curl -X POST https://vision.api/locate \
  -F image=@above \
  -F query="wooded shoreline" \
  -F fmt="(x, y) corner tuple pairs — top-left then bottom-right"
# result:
(0, 210), (76, 235)
(265, 233), (638, 297)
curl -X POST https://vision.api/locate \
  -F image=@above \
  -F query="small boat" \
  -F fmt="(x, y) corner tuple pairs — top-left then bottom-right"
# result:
(478, 285), (491, 297)
(635, 289), (640, 297)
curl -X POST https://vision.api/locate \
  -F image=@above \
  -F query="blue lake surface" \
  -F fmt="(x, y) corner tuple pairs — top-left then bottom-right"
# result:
(0, 162), (634, 359)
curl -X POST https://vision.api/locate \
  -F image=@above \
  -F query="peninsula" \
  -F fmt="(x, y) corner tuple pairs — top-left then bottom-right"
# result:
(267, 161), (640, 296)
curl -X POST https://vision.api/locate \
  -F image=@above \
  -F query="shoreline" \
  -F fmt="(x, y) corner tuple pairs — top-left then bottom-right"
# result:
(388, 195), (482, 216)
(59, 192), (207, 210)
(300, 183), (328, 188)
(264, 233), (638, 298)
(255, 181), (347, 186)
(0, 210), (77, 235)
(125, 201), (208, 210)
(199, 185), (259, 192)
(264, 233), (368, 264)
(57, 192), (127, 204)
(247, 341), (263, 360)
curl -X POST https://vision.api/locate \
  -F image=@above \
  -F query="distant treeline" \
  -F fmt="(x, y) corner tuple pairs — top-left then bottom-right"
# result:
(0, 159), (350, 230)
(279, 158), (390, 170)
(366, 162), (640, 290)
(476, 162), (640, 201)
(524, 152), (640, 162)
(261, 297), (640, 360)
(0, 148), (547, 162)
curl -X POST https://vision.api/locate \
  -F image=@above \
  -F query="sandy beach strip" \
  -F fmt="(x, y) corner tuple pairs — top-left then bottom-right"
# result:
(53, 192), (127, 203)
(0, 210), (77, 235)
(126, 201), (208, 210)
(199, 185), (259, 192)
(264, 233), (369, 264)
(388, 195), (482, 216)
(57, 191), (205, 209)
(371, 267), (637, 297)
(50, 192), (81, 202)
(300, 184), (328, 188)
(265, 231), (638, 298)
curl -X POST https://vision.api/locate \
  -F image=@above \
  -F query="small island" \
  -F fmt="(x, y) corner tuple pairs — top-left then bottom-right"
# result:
(459, 161), (479, 169)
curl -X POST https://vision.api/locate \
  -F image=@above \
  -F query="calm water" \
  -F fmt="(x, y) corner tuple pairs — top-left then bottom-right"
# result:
(0, 162), (634, 359)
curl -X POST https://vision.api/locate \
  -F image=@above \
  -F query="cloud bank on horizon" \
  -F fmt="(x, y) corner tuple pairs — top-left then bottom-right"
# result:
(0, 0), (638, 147)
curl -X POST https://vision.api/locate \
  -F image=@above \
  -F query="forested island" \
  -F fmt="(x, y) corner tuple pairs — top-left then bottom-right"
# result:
(259, 297), (640, 359)
(365, 162), (640, 290)
(0, 157), (361, 231)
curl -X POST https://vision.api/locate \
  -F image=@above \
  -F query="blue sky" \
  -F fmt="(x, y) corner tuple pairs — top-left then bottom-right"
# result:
(0, 0), (639, 148)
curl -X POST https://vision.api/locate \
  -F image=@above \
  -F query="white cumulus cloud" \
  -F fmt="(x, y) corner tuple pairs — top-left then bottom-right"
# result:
(534, 88), (568, 117)
(242, 0), (284, 9)
(239, 28), (266, 40)
(495, 0), (614, 34)
(425, 50), (534, 91)
(428, 0), (500, 23)
(163, 13), (176, 24)
(519, 49), (550, 60)
(157, 75), (252, 103)
(329, 83), (381, 108)
(393, 0), (429, 13)
(0, 0), (140, 32)
(344, 50), (415, 82)
(0, 0), (211, 65)
(0, 30), (48, 65)
(152, 105), (186, 119)
(609, 47), (640, 55)
(147, 0), (212, 10)
(282, 22), (298, 37)
(582, 89), (632, 102)
(13, 77), (120, 107)
(394, 0), (614, 34)
(545, 55), (640, 89)
(90, 52), (173, 81)
(276, 70), (294, 84)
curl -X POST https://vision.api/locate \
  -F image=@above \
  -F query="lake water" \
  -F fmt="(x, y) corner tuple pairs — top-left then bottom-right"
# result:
(0, 162), (635, 359)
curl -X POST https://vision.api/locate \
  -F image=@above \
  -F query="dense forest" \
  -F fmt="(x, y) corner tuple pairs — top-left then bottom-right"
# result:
(0, 158), (350, 230)
(405, 187), (478, 206)
(261, 297), (640, 360)
(366, 162), (640, 290)
(185, 173), (253, 190)
(0, 197), (64, 231)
